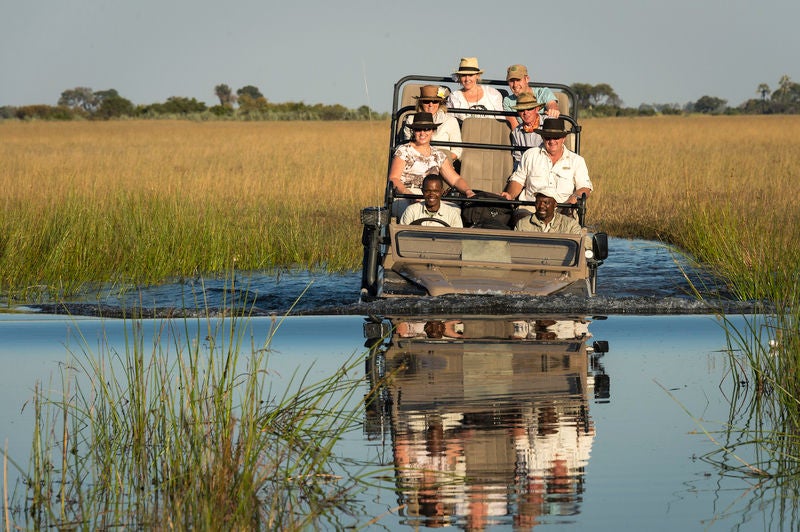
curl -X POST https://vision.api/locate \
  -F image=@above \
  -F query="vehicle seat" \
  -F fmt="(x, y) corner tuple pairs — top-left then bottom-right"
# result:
(552, 90), (575, 152)
(458, 118), (513, 194)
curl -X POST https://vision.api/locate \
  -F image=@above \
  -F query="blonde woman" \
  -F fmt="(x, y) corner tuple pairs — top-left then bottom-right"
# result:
(446, 57), (503, 121)
(403, 85), (462, 161)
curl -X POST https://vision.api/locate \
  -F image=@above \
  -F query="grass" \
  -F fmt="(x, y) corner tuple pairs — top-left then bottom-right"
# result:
(2, 115), (799, 302)
(0, 120), (388, 301)
(2, 115), (799, 325)
(2, 284), (374, 529)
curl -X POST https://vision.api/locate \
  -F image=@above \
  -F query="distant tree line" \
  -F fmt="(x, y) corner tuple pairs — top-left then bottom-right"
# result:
(2, 75), (798, 121)
(572, 75), (800, 117)
(0, 83), (388, 121)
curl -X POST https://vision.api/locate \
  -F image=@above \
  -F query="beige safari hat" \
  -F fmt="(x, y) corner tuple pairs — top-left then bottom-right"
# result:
(513, 92), (545, 111)
(454, 57), (484, 75)
(506, 64), (529, 80)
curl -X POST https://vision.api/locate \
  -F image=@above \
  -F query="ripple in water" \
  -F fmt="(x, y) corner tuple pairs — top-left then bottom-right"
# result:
(25, 238), (756, 317)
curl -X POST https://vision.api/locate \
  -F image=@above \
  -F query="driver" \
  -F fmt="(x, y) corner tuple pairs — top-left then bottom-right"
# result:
(400, 174), (463, 227)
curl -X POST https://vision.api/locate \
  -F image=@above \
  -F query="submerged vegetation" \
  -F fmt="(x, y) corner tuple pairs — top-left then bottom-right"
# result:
(3, 289), (372, 529)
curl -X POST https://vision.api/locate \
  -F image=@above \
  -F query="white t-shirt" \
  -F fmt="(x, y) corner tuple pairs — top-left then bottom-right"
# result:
(446, 86), (504, 120)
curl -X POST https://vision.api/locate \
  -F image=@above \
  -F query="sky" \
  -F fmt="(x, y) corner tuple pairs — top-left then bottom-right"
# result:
(2, 0), (798, 113)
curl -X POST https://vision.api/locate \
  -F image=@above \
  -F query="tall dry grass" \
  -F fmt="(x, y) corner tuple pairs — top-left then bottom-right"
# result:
(2, 115), (800, 302)
(0, 120), (388, 299)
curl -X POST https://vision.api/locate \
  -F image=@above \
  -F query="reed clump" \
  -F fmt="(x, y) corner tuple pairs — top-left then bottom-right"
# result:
(0, 120), (387, 300)
(4, 299), (370, 529)
(2, 115), (800, 304)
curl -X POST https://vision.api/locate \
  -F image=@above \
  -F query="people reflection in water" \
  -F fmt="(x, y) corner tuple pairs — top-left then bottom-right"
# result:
(396, 320), (464, 338)
(392, 407), (594, 527)
(396, 318), (588, 340)
(375, 316), (602, 527)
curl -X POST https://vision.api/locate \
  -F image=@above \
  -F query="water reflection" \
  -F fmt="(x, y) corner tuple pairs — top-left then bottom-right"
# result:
(363, 315), (609, 528)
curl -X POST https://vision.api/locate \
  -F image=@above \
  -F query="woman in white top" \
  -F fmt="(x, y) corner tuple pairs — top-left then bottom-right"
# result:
(446, 57), (503, 121)
(389, 112), (475, 217)
(403, 85), (462, 162)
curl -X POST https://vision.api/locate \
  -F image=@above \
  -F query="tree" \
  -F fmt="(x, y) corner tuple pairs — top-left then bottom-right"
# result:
(692, 95), (727, 114)
(236, 85), (264, 101)
(570, 83), (594, 110)
(94, 94), (134, 119)
(590, 83), (622, 107)
(214, 84), (235, 107)
(58, 87), (97, 113)
(757, 83), (771, 101)
(569, 82), (622, 112)
(150, 96), (207, 115)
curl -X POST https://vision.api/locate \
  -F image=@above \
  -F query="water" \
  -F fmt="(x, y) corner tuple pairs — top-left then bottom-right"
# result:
(1, 238), (790, 528)
(17, 238), (754, 318)
(0, 313), (791, 529)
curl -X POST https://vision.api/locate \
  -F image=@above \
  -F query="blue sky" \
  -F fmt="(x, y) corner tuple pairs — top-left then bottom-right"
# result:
(2, 0), (798, 112)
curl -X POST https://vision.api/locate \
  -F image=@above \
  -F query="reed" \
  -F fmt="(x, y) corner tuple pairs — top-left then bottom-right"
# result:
(3, 287), (373, 529)
(2, 115), (800, 303)
(0, 120), (387, 300)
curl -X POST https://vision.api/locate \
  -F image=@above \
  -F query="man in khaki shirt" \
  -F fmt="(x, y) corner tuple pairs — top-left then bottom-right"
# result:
(515, 190), (581, 234)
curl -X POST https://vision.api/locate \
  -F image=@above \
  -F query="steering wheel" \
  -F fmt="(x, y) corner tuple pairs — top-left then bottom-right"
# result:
(410, 217), (450, 227)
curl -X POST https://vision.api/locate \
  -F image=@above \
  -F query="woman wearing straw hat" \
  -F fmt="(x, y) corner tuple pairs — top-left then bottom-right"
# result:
(389, 111), (475, 217)
(402, 85), (462, 162)
(446, 57), (503, 121)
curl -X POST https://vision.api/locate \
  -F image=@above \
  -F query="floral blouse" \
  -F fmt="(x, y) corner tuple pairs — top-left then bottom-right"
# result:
(394, 144), (448, 189)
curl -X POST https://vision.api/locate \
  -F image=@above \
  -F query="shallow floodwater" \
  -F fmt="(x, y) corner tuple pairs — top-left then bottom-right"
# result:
(0, 313), (794, 530)
(15, 238), (752, 317)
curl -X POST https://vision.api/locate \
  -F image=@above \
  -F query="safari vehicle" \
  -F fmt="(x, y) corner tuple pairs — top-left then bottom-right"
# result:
(360, 75), (608, 300)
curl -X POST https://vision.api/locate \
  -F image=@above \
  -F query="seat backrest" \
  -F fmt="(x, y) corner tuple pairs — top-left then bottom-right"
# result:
(552, 90), (575, 152)
(458, 118), (513, 194)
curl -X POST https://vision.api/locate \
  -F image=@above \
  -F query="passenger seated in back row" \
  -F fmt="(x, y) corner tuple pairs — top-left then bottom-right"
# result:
(446, 57), (503, 121)
(516, 190), (581, 234)
(402, 85), (462, 163)
(510, 92), (545, 171)
(389, 112), (475, 218)
(504, 64), (561, 130)
(400, 174), (463, 227)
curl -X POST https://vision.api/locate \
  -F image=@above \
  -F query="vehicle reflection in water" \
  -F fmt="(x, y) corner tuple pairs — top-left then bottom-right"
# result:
(363, 315), (610, 529)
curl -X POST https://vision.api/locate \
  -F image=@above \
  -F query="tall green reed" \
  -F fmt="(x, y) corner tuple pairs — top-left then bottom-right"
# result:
(4, 285), (373, 530)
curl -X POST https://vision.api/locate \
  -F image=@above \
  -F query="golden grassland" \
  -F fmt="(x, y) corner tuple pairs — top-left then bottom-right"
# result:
(1, 115), (799, 300)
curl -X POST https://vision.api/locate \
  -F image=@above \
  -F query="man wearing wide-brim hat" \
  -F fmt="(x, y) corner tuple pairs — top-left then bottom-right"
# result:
(510, 92), (546, 171)
(515, 189), (581, 234)
(503, 64), (561, 130)
(502, 118), (593, 205)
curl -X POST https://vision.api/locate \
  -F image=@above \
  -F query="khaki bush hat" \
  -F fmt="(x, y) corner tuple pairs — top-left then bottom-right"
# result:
(454, 57), (484, 75)
(513, 92), (545, 111)
(506, 64), (529, 80)
(414, 85), (445, 102)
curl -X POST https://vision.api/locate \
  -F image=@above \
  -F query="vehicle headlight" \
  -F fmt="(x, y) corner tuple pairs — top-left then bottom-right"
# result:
(585, 249), (594, 259)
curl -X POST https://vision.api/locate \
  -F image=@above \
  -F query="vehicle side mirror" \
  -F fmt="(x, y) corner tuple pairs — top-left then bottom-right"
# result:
(592, 233), (609, 261)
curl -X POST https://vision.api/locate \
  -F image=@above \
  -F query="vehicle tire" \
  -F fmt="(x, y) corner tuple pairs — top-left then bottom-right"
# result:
(360, 207), (388, 298)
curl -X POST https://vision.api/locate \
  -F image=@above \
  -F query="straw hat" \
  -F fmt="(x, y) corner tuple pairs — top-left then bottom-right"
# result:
(454, 57), (483, 75)
(513, 92), (545, 112)
(413, 85), (445, 102)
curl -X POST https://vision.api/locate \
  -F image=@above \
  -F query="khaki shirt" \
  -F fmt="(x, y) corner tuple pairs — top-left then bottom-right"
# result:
(515, 212), (581, 234)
